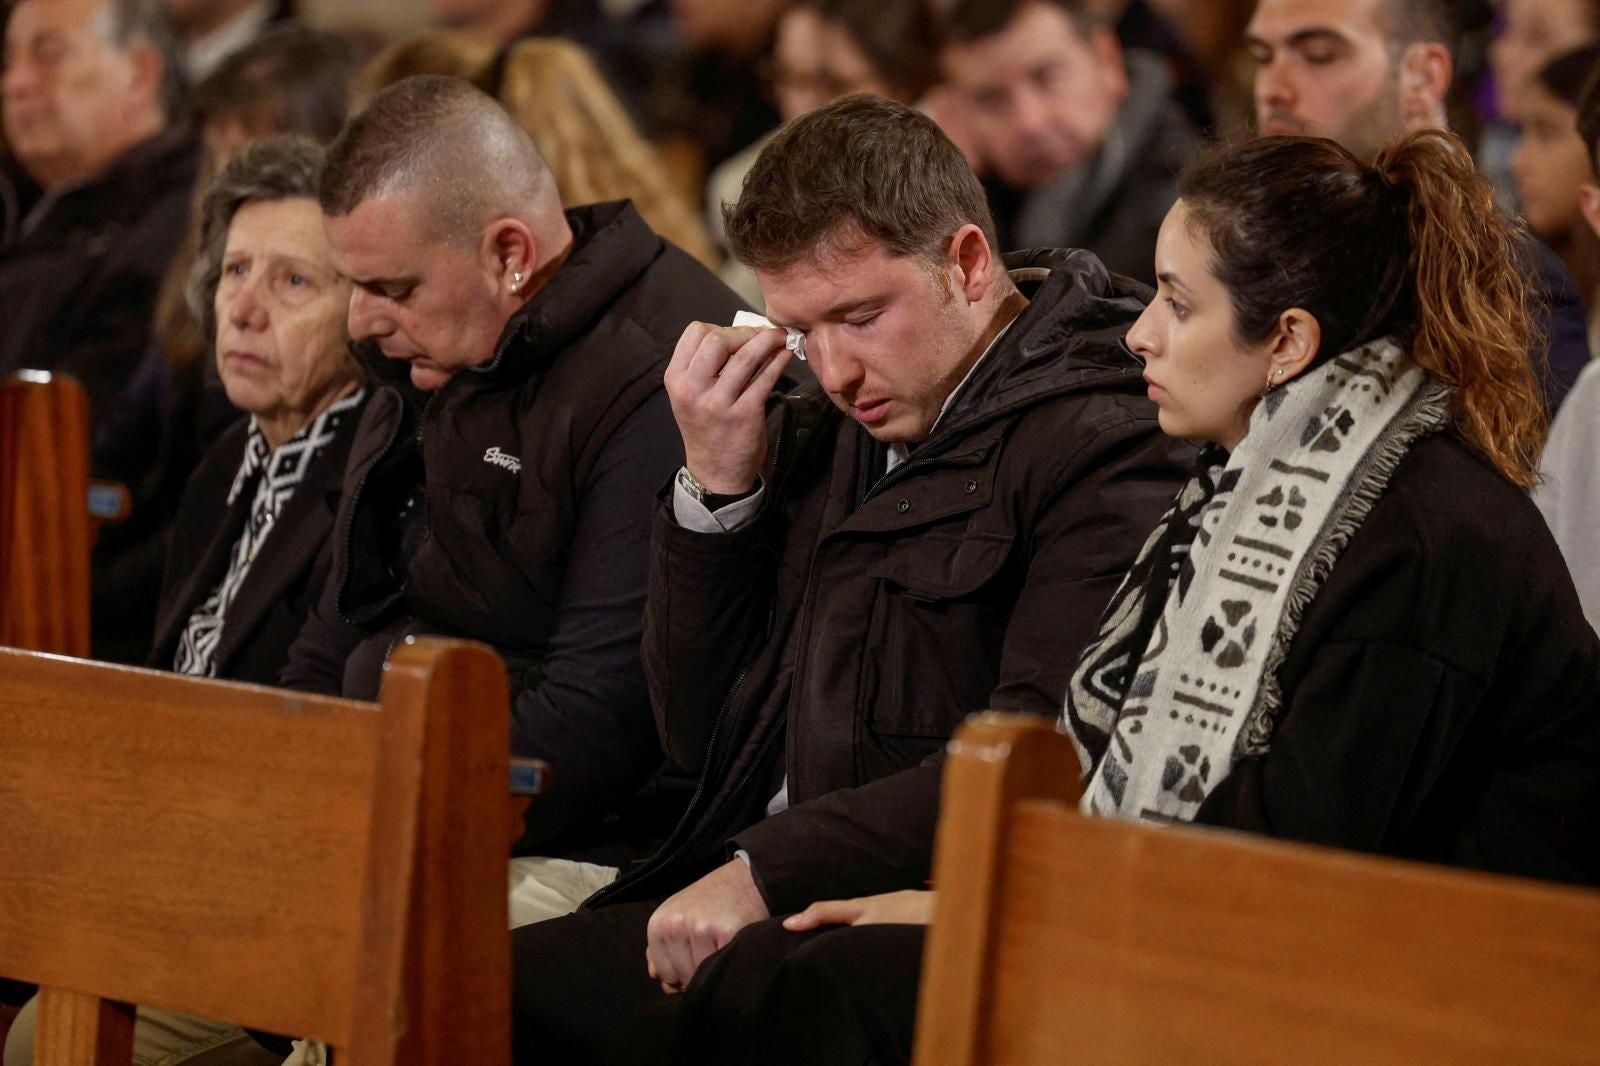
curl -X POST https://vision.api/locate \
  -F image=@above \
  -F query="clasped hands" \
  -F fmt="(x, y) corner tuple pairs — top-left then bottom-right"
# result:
(644, 857), (936, 995)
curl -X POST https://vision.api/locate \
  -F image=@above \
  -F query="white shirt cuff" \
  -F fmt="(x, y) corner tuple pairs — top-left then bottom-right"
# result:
(671, 476), (766, 533)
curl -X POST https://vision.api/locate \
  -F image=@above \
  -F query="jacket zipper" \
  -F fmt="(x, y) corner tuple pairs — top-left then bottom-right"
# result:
(335, 379), (449, 624)
(335, 389), (408, 625)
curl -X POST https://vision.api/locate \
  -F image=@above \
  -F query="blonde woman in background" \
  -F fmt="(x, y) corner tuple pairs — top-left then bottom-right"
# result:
(359, 31), (719, 267)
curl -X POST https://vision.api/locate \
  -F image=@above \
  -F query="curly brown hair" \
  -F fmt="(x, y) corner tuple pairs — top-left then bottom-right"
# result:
(1179, 130), (1546, 488)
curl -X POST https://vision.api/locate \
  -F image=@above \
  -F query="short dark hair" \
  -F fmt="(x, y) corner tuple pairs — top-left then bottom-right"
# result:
(1580, 62), (1600, 176)
(104, 0), (187, 121)
(189, 135), (327, 343)
(938, 0), (1097, 46)
(802, 0), (941, 101)
(321, 74), (553, 243)
(1377, 0), (1468, 62)
(194, 25), (360, 146)
(1534, 42), (1600, 179)
(723, 93), (998, 272)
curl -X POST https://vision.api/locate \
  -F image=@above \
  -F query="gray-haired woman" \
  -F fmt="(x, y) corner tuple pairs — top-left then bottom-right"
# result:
(148, 132), (367, 685)
(2, 133), (368, 1066)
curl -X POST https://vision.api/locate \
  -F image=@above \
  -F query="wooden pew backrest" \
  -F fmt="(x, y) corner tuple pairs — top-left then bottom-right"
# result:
(0, 372), (91, 655)
(914, 713), (1600, 1066)
(0, 638), (511, 1066)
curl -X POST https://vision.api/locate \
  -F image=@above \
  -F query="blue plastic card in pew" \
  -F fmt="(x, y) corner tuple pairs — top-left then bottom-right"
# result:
(510, 758), (548, 796)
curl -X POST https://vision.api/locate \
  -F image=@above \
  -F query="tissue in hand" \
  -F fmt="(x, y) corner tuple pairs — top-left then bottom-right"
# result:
(732, 311), (807, 361)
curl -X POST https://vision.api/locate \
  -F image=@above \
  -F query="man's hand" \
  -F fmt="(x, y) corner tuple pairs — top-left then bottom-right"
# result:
(664, 323), (793, 495)
(645, 857), (771, 993)
(782, 889), (936, 931)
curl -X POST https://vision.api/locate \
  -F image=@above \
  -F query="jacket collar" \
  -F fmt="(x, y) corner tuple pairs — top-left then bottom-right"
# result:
(919, 246), (1150, 443)
(477, 200), (662, 381)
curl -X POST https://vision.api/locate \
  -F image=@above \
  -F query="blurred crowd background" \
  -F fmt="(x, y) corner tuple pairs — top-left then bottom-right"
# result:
(3, 0), (1600, 665)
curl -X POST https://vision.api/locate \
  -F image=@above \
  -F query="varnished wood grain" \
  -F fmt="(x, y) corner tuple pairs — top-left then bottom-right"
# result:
(913, 713), (1600, 1066)
(912, 713), (1082, 1066)
(0, 373), (92, 655)
(33, 990), (133, 1066)
(357, 638), (511, 1066)
(0, 638), (512, 1066)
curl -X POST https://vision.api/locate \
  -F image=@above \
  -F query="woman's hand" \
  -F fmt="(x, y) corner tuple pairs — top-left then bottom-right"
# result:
(782, 889), (936, 931)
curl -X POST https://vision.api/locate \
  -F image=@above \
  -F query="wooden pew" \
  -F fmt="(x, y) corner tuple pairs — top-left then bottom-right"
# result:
(914, 713), (1600, 1066)
(0, 371), (92, 656)
(0, 637), (514, 1066)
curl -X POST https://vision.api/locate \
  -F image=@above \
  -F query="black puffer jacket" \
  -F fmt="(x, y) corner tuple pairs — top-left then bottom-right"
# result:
(280, 202), (748, 858)
(590, 248), (1194, 913)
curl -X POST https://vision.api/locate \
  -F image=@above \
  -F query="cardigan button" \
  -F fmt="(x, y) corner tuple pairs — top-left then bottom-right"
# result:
(896, 498), (911, 513)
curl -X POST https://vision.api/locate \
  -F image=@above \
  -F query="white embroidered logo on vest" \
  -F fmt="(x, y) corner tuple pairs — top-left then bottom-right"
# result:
(483, 446), (522, 474)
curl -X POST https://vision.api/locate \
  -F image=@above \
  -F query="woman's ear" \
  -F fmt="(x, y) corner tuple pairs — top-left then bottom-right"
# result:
(1267, 307), (1320, 384)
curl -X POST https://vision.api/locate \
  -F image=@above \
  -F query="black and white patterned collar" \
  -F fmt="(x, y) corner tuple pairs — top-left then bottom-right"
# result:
(227, 387), (367, 507)
(175, 386), (366, 678)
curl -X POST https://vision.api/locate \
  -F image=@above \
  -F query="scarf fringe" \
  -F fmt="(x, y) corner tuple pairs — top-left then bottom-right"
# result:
(1243, 380), (1452, 755)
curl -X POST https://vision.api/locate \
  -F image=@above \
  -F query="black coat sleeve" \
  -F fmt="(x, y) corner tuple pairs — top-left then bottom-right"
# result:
(640, 498), (784, 773)
(732, 410), (1188, 912)
(640, 399), (790, 773)
(509, 390), (689, 850)
(276, 557), (366, 695)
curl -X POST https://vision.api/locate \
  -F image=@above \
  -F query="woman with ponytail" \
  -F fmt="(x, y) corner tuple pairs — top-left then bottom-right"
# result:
(612, 131), (1600, 1066)
(1071, 129), (1598, 880)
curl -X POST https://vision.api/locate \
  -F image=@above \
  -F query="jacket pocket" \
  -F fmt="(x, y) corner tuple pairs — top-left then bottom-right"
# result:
(866, 529), (1015, 739)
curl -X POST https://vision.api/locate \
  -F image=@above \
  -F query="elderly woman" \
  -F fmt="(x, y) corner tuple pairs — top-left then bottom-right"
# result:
(147, 134), (366, 684)
(615, 130), (1600, 1066)
(92, 28), (363, 666)
(5, 135), (366, 1066)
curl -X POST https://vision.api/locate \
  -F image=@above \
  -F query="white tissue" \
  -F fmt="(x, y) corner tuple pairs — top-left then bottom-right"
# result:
(731, 311), (807, 361)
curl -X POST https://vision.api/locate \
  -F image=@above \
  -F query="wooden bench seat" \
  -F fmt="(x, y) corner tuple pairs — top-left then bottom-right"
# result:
(914, 713), (1600, 1066)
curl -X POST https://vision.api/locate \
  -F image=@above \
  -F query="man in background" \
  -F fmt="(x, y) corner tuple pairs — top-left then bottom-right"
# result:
(1246, 0), (1590, 409)
(0, 0), (198, 419)
(939, 0), (1200, 282)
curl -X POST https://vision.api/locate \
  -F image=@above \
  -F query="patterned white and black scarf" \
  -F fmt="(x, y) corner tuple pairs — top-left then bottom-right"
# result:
(1063, 339), (1451, 822)
(174, 389), (365, 677)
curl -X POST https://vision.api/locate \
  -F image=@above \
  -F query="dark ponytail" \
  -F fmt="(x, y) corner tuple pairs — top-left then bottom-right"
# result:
(1180, 130), (1545, 489)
